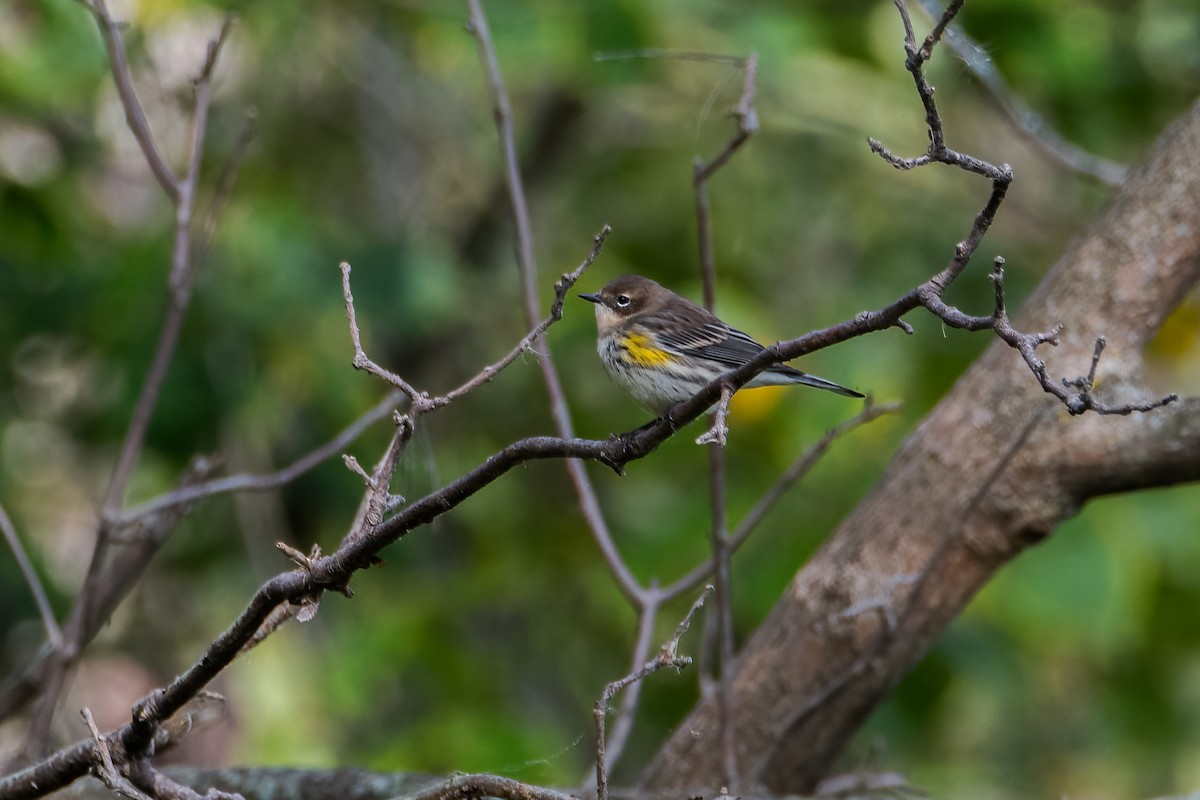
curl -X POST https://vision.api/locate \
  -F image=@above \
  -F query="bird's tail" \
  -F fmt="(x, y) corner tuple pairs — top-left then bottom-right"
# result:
(793, 372), (864, 398)
(758, 365), (864, 398)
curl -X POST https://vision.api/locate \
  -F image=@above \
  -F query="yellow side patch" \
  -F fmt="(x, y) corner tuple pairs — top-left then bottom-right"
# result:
(621, 333), (678, 367)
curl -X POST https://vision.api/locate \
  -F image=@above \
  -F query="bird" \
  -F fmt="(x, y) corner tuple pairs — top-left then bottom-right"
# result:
(579, 275), (863, 414)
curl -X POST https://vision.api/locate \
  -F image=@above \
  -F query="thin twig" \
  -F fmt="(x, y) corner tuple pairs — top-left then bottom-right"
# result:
(340, 229), (609, 412)
(340, 262), (425, 400)
(81, 708), (152, 800)
(115, 390), (403, 525)
(102, 16), (232, 517)
(597, 592), (661, 774)
(689, 49), (758, 791)
(83, 0), (180, 202)
(467, 0), (537, 322)
(466, 0), (645, 607)
(858, 1), (1171, 416)
(0, 503), (61, 648)
(911, 0), (1126, 185)
(660, 401), (902, 604)
(347, 414), (416, 545)
(916, 0), (964, 62)
(128, 759), (244, 800)
(0, 459), (215, 728)
(987, 259), (1176, 415)
(595, 587), (712, 800)
(693, 53), (758, 184)
(17, 15), (235, 757)
(433, 226), (611, 407)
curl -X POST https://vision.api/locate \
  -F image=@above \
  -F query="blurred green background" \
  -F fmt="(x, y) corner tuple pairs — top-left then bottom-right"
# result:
(2, 1), (1199, 798)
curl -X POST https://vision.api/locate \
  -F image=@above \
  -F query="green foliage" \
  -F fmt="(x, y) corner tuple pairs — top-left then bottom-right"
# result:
(1, 0), (1198, 797)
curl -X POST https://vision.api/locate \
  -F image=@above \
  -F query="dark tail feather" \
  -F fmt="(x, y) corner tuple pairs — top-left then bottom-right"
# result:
(793, 372), (864, 398)
(748, 364), (864, 398)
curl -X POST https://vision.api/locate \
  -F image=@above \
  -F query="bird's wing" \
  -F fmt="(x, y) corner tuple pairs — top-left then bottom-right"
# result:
(651, 318), (769, 367)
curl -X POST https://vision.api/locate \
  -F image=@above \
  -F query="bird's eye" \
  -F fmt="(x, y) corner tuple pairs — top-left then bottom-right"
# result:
(616, 294), (631, 308)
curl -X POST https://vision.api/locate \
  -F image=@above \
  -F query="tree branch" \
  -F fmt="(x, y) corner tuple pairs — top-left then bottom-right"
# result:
(16, 12), (238, 758)
(114, 391), (403, 525)
(912, 0), (1127, 185)
(465, 1), (646, 611)
(595, 588), (711, 800)
(81, 0), (180, 203)
(0, 503), (61, 649)
(410, 774), (576, 800)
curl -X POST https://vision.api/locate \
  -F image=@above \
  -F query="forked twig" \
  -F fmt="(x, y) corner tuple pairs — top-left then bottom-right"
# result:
(911, 0), (1126, 185)
(339, 225), (611, 412)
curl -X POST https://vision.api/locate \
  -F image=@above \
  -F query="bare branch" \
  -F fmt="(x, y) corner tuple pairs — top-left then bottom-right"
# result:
(662, 400), (902, 603)
(433, 225), (611, 407)
(83, 0), (180, 202)
(0, 459), (215, 728)
(81, 708), (152, 800)
(0, 420), (732, 795)
(466, 0), (538, 321)
(915, 0), (965, 63)
(340, 262), (426, 400)
(340, 226), (609, 414)
(168, 15), (233, 295)
(410, 774), (576, 800)
(912, 0), (1126, 185)
(87, 7), (233, 507)
(987, 260), (1176, 415)
(115, 390), (403, 525)
(342, 454), (375, 487)
(275, 542), (318, 572)
(693, 53), (758, 184)
(598, 596), (661, 774)
(842, 2), (1169, 419)
(62, 18), (238, 744)
(0, 502), (61, 649)
(595, 588), (712, 800)
(687, 52), (759, 788)
(466, 0), (644, 608)
(349, 415), (416, 544)
(128, 760), (244, 800)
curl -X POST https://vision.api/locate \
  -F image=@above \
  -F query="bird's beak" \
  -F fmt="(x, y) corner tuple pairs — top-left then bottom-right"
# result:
(578, 292), (601, 304)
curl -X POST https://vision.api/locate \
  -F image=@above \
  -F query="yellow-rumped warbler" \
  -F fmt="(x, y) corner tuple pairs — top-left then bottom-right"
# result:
(580, 275), (863, 414)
